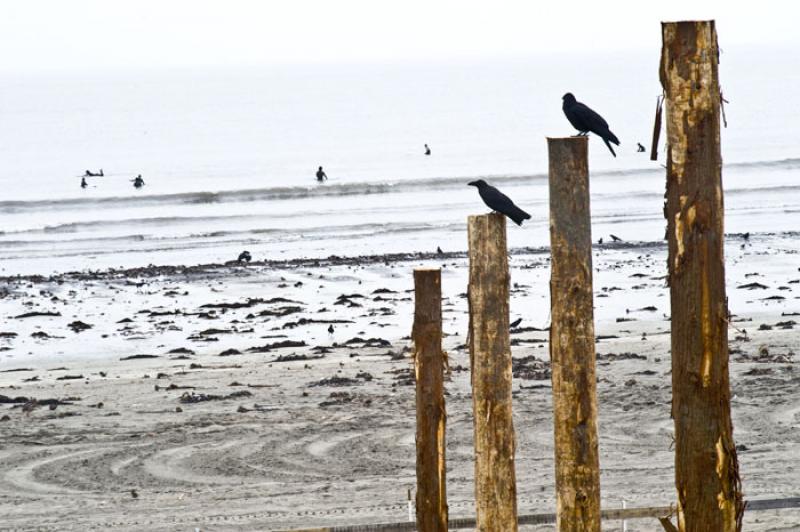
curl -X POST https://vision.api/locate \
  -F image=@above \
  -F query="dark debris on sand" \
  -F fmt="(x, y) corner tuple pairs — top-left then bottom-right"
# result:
(597, 352), (647, 361)
(246, 340), (307, 353)
(512, 355), (551, 380)
(308, 376), (361, 387)
(272, 353), (324, 363)
(179, 390), (252, 403)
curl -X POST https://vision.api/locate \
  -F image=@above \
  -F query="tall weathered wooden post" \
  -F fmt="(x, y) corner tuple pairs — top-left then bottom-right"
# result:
(660, 20), (743, 531)
(547, 136), (601, 531)
(467, 213), (518, 531)
(413, 268), (448, 531)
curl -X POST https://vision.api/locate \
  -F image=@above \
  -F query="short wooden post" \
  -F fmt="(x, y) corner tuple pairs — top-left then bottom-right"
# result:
(413, 268), (448, 531)
(467, 213), (518, 532)
(660, 20), (743, 531)
(546, 136), (601, 531)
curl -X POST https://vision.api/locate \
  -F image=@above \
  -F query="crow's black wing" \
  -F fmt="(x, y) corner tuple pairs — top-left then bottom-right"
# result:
(479, 185), (531, 225)
(479, 185), (515, 213)
(563, 105), (588, 132)
(573, 102), (610, 131)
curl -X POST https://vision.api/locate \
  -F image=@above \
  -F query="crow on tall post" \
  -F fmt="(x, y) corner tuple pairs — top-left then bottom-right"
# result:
(562, 92), (620, 157)
(468, 179), (531, 226)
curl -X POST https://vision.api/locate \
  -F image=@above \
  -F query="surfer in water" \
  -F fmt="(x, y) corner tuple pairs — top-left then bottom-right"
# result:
(132, 175), (145, 189)
(316, 166), (328, 182)
(424, 144), (431, 156)
(80, 177), (88, 189)
(84, 169), (103, 177)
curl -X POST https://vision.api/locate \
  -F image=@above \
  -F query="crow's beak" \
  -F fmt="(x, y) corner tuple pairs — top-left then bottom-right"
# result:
(468, 181), (478, 187)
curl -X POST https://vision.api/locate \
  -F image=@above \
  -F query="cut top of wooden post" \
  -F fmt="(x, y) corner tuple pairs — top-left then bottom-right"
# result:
(546, 136), (588, 158)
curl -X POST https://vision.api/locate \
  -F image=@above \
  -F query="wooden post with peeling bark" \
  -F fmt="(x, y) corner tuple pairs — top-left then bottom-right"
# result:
(413, 267), (448, 531)
(660, 20), (743, 532)
(546, 136), (602, 531)
(467, 213), (518, 532)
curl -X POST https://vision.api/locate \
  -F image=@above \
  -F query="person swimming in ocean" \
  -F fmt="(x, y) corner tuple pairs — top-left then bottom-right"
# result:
(424, 143), (431, 156)
(316, 166), (327, 182)
(84, 169), (104, 177)
(80, 177), (88, 189)
(132, 174), (145, 189)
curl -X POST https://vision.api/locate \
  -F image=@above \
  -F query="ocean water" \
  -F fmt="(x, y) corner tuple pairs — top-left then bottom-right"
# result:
(1, 47), (798, 275)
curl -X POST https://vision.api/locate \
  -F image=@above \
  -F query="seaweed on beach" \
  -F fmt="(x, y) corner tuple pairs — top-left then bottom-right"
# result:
(200, 297), (300, 309)
(341, 337), (391, 348)
(308, 376), (361, 387)
(167, 347), (195, 355)
(257, 306), (303, 317)
(246, 340), (307, 353)
(597, 352), (646, 361)
(14, 311), (61, 319)
(179, 390), (252, 403)
(512, 355), (550, 381)
(272, 353), (324, 363)
(0, 395), (77, 406)
(67, 321), (93, 332)
(385, 367), (414, 386)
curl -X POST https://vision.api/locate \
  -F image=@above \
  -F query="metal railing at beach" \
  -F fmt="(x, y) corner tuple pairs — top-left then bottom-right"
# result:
(274, 497), (800, 532)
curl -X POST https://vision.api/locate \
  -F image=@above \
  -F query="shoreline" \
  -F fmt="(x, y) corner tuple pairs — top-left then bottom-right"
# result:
(5, 232), (776, 283)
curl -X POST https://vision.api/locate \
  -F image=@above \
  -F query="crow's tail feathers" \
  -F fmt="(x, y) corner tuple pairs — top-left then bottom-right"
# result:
(603, 137), (617, 157)
(508, 206), (532, 226)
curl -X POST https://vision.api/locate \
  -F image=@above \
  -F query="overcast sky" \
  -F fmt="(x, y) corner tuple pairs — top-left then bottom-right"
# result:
(1, 1), (797, 71)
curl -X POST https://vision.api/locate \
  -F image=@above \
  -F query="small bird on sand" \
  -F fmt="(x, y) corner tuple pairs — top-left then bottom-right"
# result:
(468, 180), (531, 226)
(22, 400), (39, 415)
(562, 93), (620, 157)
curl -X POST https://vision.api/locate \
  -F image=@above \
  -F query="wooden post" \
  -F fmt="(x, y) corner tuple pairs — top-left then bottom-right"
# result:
(467, 213), (518, 531)
(546, 136), (601, 531)
(660, 20), (743, 532)
(413, 268), (448, 531)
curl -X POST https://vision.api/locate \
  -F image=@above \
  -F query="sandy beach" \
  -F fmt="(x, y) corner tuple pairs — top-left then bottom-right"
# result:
(1, 235), (799, 531)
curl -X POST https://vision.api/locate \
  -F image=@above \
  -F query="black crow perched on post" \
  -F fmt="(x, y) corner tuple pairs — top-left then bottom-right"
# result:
(562, 93), (620, 157)
(468, 180), (531, 226)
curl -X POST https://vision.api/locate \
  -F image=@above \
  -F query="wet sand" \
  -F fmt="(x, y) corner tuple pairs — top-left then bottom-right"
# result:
(1, 236), (799, 531)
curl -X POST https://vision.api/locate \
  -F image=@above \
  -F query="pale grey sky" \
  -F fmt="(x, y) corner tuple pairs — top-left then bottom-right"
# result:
(1, 1), (796, 70)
